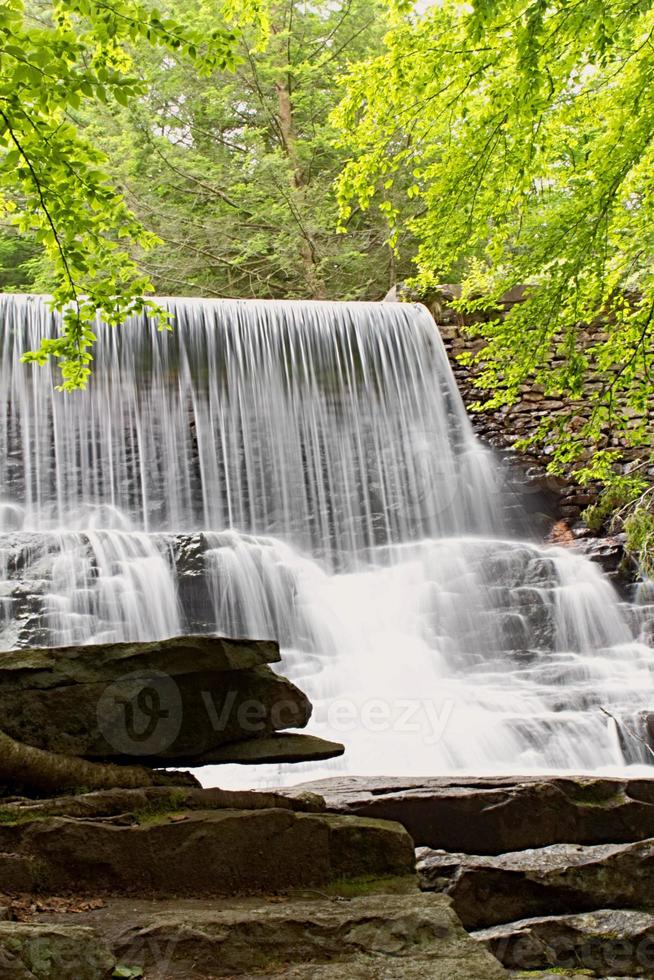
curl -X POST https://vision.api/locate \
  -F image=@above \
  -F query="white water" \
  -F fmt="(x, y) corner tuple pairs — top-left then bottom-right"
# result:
(1, 294), (653, 782)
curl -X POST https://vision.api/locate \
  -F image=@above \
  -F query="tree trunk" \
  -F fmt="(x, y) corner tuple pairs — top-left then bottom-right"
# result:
(0, 731), (167, 797)
(273, 34), (326, 299)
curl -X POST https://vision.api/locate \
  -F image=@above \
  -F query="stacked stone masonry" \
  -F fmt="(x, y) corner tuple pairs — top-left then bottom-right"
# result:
(414, 284), (653, 526)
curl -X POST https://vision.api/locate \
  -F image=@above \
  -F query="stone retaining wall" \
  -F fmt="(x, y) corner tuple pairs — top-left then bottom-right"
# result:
(412, 284), (653, 528)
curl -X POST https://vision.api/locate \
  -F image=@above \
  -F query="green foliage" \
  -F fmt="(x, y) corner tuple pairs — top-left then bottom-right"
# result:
(133, 788), (187, 824)
(0, 228), (41, 288)
(512, 972), (594, 978)
(84, 0), (409, 301)
(1, 0), (409, 380)
(583, 480), (641, 534)
(0, 0), (266, 387)
(580, 471), (654, 573)
(322, 874), (417, 897)
(335, 0), (654, 480)
(624, 503), (654, 578)
(112, 966), (144, 979)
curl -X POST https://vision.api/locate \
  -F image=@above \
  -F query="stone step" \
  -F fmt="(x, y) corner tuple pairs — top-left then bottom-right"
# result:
(474, 908), (654, 978)
(417, 838), (654, 929)
(36, 893), (507, 979)
(0, 923), (113, 980)
(287, 776), (654, 853)
(0, 784), (327, 821)
(0, 807), (415, 897)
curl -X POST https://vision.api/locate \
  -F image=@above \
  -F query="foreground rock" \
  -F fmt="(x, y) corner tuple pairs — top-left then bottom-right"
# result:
(289, 776), (654, 853)
(0, 785), (328, 821)
(417, 839), (654, 929)
(35, 893), (507, 979)
(0, 923), (114, 980)
(0, 635), (344, 768)
(474, 908), (654, 977)
(0, 795), (414, 897)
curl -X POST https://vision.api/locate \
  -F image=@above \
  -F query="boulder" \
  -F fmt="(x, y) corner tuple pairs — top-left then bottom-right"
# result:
(0, 808), (415, 896)
(288, 776), (654, 853)
(41, 893), (507, 979)
(0, 923), (114, 980)
(474, 908), (654, 977)
(0, 635), (315, 766)
(417, 838), (654, 929)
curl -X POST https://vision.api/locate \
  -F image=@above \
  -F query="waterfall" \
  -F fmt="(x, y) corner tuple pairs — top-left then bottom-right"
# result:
(0, 294), (502, 548)
(1, 293), (653, 781)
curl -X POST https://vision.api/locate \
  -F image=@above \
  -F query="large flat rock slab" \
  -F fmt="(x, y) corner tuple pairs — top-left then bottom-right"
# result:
(287, 776), (654, 853)
(0, 807), (415, 897)
(0, 634), (281, 680)
(0, 635), (314, 766)
(417, 838), (654, 929)
(0, 923), (114, 979)
(474, 908), (654, 977)
(0, 785), (328, 821)
(193, 732), (345, 764)
(36, 893), (507, 979)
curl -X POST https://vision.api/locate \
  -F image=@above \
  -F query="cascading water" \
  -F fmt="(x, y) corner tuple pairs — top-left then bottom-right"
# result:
(1, 293), (653, 784)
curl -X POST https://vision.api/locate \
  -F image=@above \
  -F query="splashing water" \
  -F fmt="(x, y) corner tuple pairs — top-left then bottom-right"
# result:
(1, 294), (653, 782)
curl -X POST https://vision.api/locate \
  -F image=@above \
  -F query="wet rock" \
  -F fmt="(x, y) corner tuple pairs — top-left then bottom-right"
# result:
(474, 908), (654, 977)
(416, 838), (654, 929)
(289, 776), (654, 853)
(0, 923), (114, 979)
(69, 893), (507, 979)
(635, 712), (654, 754)
(0, 808), (415, 897)
(574, 535), (633, 578)
(0, 635), (313, 766)
(169, 532), (208, 578)
(169, 532), (216, 631)
(192, 732), (344, 764)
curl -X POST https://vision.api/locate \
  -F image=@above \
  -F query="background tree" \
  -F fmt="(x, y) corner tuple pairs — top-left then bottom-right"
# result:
(335, 0), (654, 488)
(69, 0), (413, 301)
(0, 0), (266, 388)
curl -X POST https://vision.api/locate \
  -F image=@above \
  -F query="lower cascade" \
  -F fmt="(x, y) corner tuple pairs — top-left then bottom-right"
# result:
(1, 294), (653, 782)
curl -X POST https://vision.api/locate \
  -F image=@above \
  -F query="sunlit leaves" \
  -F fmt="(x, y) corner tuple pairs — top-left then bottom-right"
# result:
(335, 0), (654, 484)
(0, 0), (259, 388)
